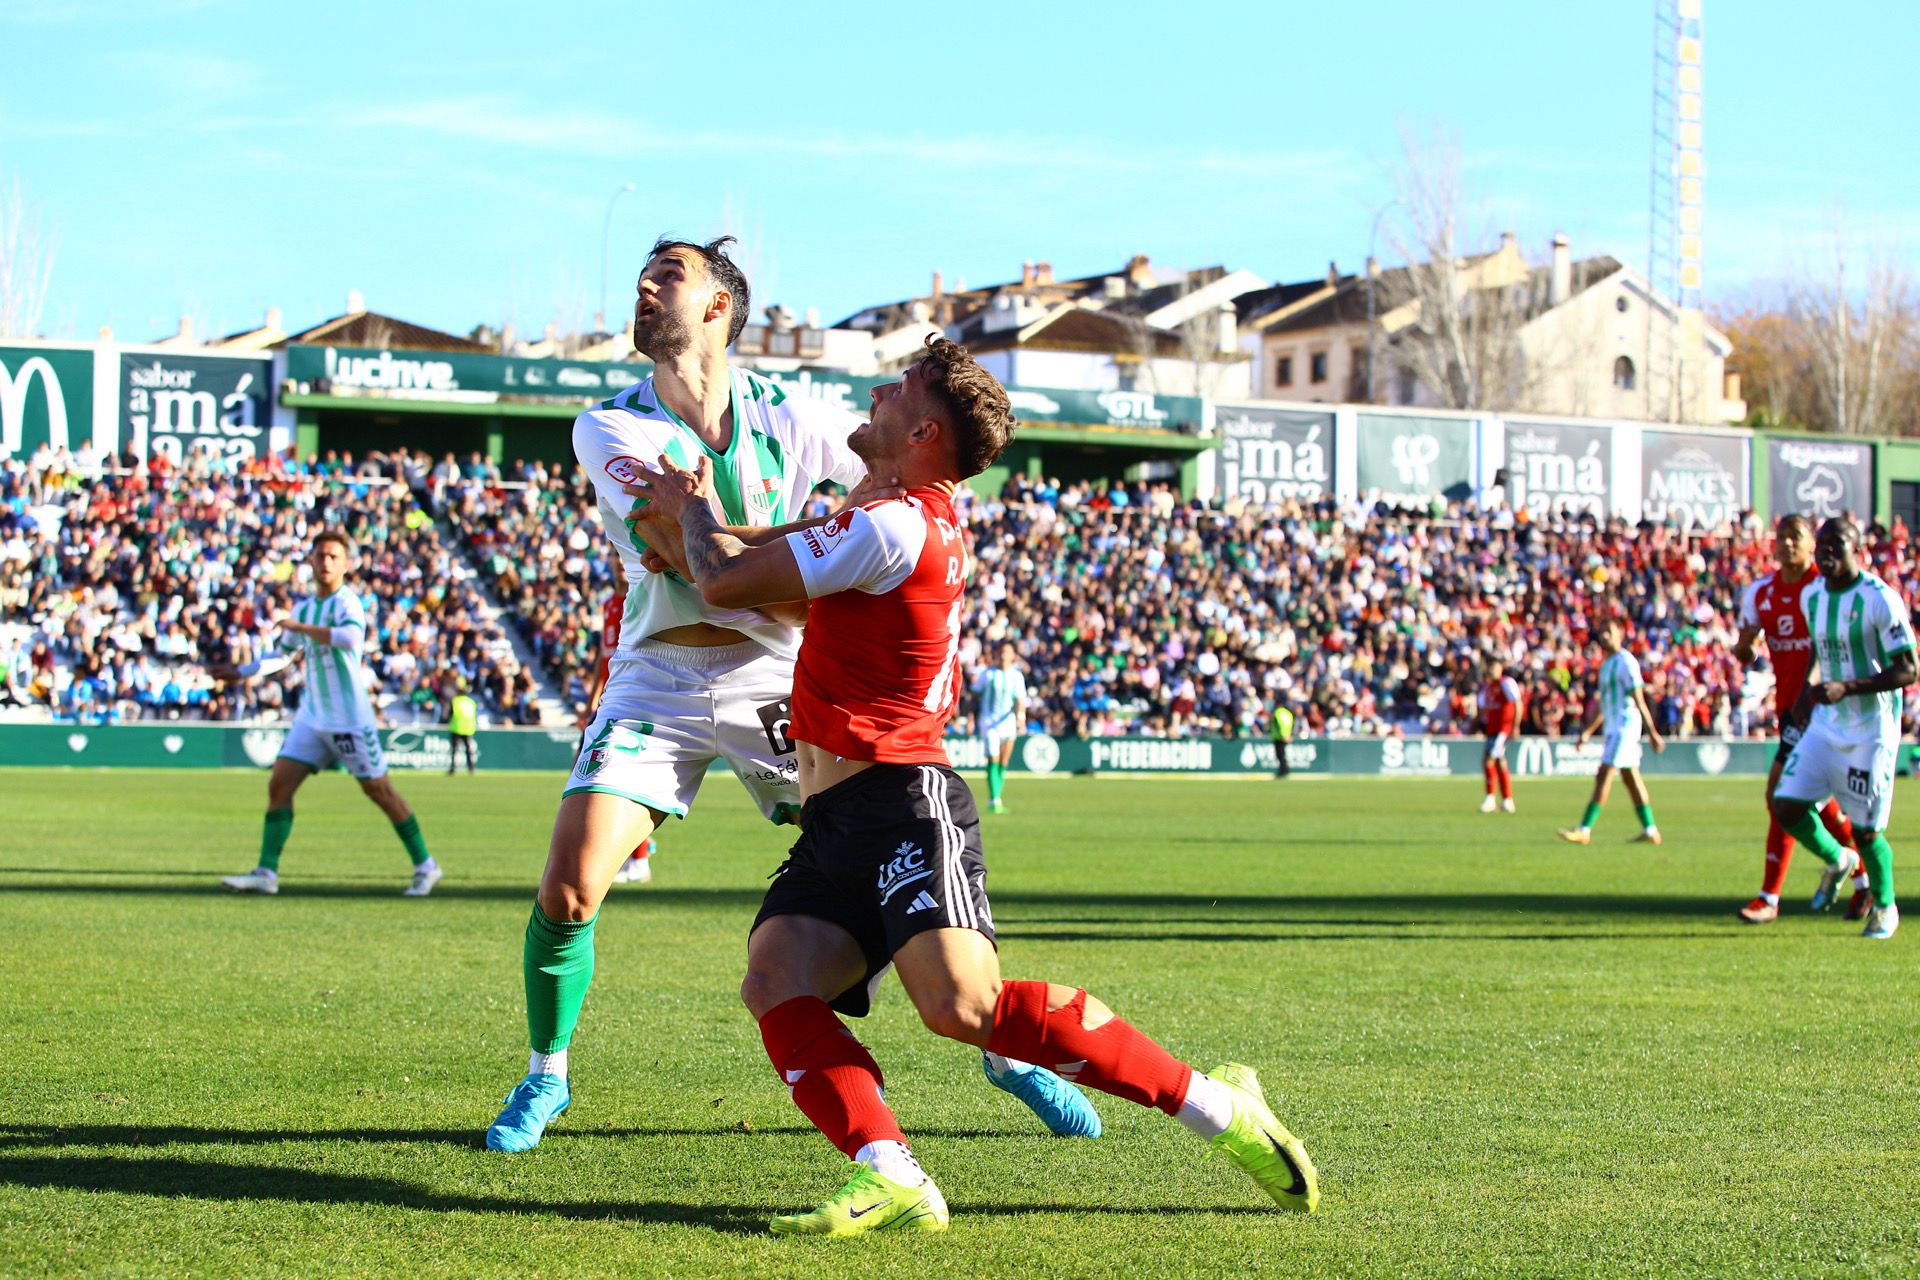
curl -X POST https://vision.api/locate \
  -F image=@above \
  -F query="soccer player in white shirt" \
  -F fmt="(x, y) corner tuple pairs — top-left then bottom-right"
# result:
(211, 530), (439, 897)
(1772, 517), (1916, 939)
(1558, 616), (1666, 846)
(486, 238), (1095, 1151)
(971, 642), (1027, 813)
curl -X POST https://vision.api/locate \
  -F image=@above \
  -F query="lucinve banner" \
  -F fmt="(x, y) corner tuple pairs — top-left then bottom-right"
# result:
(1216, 405), (1334, 503)
(1767, 437), (1873, 521)
(1641, 429), (1750, 529)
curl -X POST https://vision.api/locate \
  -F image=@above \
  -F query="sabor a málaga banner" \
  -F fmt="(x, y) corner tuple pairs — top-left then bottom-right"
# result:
(120, 353), (272, 467)
(1502, 418), (1612, 516)
(1216, 405), (1334, 503)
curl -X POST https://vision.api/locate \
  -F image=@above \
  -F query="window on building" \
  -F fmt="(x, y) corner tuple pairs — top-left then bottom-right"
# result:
(1116, 363), (1138, 392)
(1349, 347), (1370, 401)
(1275, 356), (1293, 388)
(1616, 296), (1630, 313)
(1309, 351), (1328, 383)
(1396, 367), (1416, 405)
(1614, 356), (1636, 391)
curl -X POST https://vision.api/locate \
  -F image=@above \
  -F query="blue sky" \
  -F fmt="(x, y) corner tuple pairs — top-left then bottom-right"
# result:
(4, 0), (1915, 344)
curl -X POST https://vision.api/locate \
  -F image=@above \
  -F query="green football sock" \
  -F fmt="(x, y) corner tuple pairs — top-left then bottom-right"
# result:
(987, 761), (1004, 803)
(1860, 832), (1896, 908)
(1783, 807), (1848, 867)
(259, 808), (294, 872)
(1580, 801), (1602, 829)
(525, 903), (597, 1054)
(1634, 803), (1657, 831)
(392, 813), (431, 867)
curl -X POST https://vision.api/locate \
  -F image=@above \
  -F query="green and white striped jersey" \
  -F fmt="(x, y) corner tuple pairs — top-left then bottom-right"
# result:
(972, 665), (1027, 731)
(1597, 649), (1644, 737)
(1799, 571), (1916, 744)
(278, 590), (376, 729)
(574, 367), (866, 660)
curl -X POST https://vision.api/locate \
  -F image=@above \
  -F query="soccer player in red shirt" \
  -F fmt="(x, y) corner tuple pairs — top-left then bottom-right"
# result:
(1478, 659), (1521, 813)
(581, 558), (656, 885)
(1733, 514), (1862, 922)
(632, 336), (1317, 1236)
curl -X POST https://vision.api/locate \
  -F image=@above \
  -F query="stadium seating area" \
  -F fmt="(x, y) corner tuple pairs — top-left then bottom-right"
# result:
(7, 444), (1914, 739)
(0, 448), (539, 726)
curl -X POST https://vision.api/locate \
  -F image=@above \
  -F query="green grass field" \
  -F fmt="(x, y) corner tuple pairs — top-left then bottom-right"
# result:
(2, 769), (1917, 1279)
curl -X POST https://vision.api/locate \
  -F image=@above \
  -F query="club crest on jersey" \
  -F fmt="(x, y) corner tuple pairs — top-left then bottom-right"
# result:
(800, 510), (856, 559)
(605, 455), (650, 485)
(876, 840), (931, 905)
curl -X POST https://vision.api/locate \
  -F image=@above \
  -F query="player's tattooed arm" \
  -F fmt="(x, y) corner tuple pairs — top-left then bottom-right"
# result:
(630, 454), (807, 609)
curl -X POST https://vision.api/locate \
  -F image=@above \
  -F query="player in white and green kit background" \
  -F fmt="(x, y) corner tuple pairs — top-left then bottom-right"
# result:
(210, 530), (439, 897)
(1773, 517), (1915, 939)
(1558, 615), (1666, 846)
(972, 642), (1027, 813)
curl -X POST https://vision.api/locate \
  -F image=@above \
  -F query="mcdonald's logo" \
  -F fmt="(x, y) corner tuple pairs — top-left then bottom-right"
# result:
(0, 354), (69, 459)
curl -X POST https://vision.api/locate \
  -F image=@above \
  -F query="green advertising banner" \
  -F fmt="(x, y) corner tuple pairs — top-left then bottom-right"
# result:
(1004, 387), (1204, 433)
(1354, 412), (1475, 507)
(0, 727), (1785, 777)
(0, 343), (94, 462)
(286, 345), (654, 401)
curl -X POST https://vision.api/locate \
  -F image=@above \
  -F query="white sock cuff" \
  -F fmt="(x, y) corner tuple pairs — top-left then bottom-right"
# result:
(529, 1049), (568, 1078)
(1175, 1071), (1236, 1141)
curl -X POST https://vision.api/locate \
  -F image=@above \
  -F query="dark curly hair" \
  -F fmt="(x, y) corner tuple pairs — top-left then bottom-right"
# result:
(647, 235), (752, 345)
(914, 334), (1016, 478)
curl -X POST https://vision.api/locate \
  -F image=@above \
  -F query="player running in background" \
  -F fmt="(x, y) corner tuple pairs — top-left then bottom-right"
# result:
(581, 557), (656, 885)
(485, 237), (1094, 1152)
(1733, 514), (1861, 923)
(1478, 659), (1521, 813)
(971, 641), (1027, 813)
(1772, 517), (1913, 940)
(211, 530), (440, 897)
(634, 335), (1317, 1236)
(1557, 616), (1665, 845)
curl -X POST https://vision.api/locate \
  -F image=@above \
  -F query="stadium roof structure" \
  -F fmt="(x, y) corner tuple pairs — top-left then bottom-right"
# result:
(956, 305), (1201, 359)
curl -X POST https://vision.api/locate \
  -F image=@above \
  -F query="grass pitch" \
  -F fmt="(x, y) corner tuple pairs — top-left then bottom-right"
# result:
(2, 768), (1917, 1279)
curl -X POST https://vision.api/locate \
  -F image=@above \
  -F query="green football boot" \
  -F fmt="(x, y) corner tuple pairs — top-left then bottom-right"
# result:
(1206, 1062), (1319, 1213)
(770, 1163), (950, 1237)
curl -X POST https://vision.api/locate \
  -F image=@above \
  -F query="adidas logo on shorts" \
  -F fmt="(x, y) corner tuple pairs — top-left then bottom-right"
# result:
(906, 890), (939, 915)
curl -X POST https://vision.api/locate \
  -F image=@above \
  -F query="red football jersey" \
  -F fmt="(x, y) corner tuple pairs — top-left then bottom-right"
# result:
(598, 594), (623, 687)
(785, 489), (966, 764)
(1480, 676), (1522, 734)
(1738, 569), (1817, 715)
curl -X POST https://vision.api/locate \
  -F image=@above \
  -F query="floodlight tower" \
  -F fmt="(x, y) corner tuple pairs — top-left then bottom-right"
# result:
(1649, 0), (1705, 422)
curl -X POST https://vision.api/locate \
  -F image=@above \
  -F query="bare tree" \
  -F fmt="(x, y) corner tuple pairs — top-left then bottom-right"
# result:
(1376, 126), (1535, 411)
(1788, 230), (1914, 436)
(0, 176), (56, 338)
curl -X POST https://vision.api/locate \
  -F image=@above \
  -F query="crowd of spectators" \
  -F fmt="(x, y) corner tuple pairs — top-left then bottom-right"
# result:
(9, 439), (1917, 744)
(0, 445), (540, 726)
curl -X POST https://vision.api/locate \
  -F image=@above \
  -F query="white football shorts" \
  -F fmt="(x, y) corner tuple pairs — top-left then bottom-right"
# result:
(566, 639), (801, 824)
(1774, 721), (1897, 831)
(980, 715), (1020, 759)
(280, 719), (387, 780)
(1599, 726), (1643, 772)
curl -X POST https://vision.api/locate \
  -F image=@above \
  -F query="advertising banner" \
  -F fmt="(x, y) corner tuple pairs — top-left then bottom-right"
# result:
(0, 727), (1781, 776)
(1216, 405), (1334, 503)
(1002, 387), (1204, 433)
(1641, 429), (1750, 528)
(1354, 413), (1474, 506)
(286, 345), (653, 401)
(0, 343), (94, 461)
(120, 352), (272, 466)
(1767, 437), (1873, 521)
(1502, 418), (1612, 516)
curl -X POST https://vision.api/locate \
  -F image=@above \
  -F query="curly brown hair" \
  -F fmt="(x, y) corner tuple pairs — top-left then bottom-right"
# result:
(913, 334), (1016, 478)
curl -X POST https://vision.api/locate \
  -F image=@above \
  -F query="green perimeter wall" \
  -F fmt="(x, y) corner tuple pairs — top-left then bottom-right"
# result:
(0, 724), (1789, 778)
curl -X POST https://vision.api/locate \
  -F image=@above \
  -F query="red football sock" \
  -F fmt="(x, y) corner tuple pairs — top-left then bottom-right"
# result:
(1762, 817), (1793, 897)
(1819, 799), (1855, 850)
(1495, 761), (1513, 800)
(984, 980), (1193, 1115)
(1482, 759), (1497, 796)
(758, 996), (904, 1157)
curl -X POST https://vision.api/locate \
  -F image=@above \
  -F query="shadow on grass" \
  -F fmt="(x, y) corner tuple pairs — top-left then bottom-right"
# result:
(0, 881), (1749, 921)
(0, 1153), (1278, 1226)
(0, 1122), (1058, 1151)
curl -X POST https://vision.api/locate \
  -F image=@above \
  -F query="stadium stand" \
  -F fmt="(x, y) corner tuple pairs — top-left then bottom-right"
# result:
(7, 444), (1914, 742)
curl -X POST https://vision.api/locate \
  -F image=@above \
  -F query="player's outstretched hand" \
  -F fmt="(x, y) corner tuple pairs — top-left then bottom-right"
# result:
(622, 454), (714, 522)
(845, 471), (907, 507)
